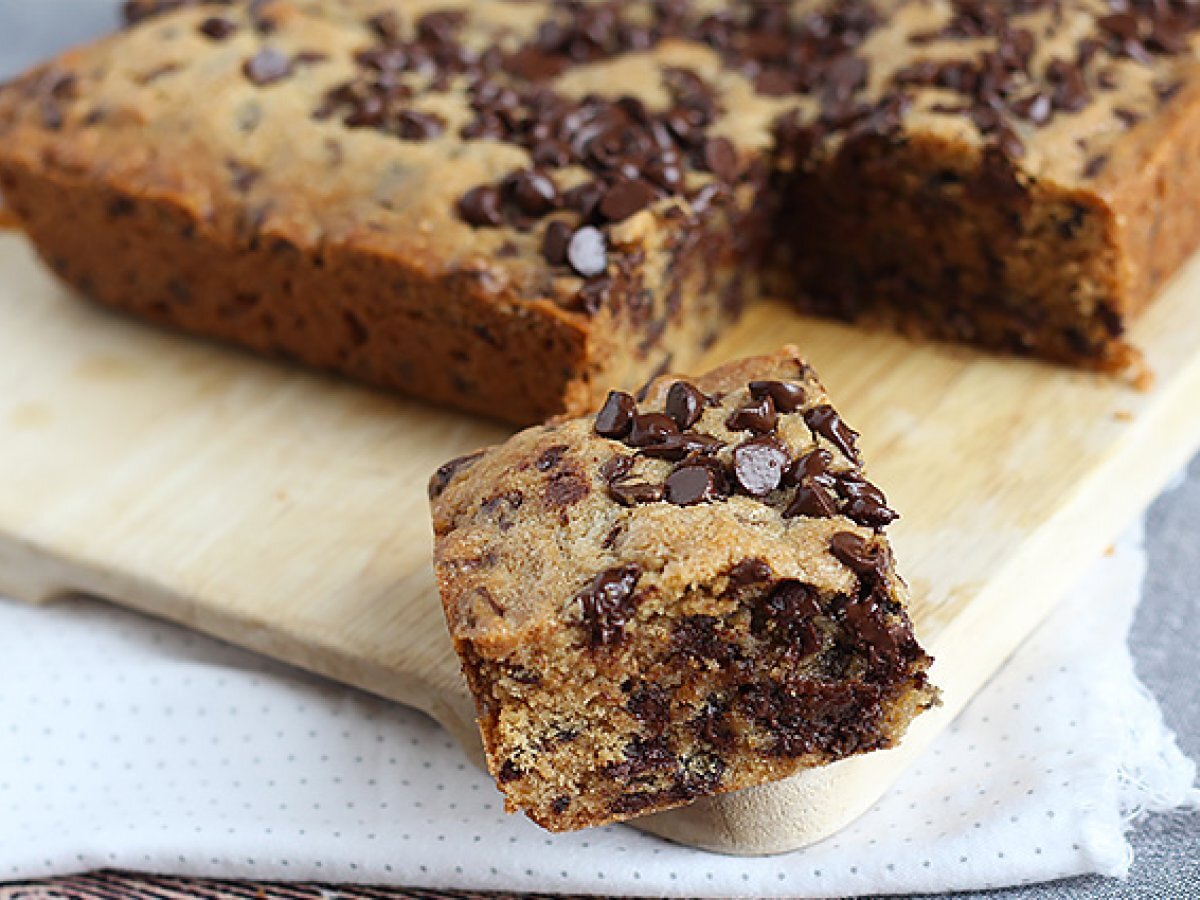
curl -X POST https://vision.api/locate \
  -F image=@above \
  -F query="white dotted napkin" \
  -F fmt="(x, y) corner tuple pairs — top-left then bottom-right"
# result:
(0, 518), (1195, 897)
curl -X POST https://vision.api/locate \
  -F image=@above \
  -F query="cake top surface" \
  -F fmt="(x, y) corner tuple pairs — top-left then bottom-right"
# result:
(4, 0), (1199, 313)
(431, 346), (905, 653)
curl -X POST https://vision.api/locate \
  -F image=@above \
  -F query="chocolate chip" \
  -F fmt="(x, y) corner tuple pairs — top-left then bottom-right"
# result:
(732, 436), (790, 496)
(804, 405), (859, 462)
(1010, 91), (1052, 125)
(243, 48), (292, 86)
(665, 463), (721, 506)
(727, 558), (772, 585)
(609, 478), (664, 506)
(627, 412), (679, 447)
(636, 431), (723, 461)
(784, 448), (833, 486)
(784, 481), (839, 519)
(726, 395), (777, 433)
(749, 380), (806, 413)
(457, 185), (503, 227)
(535, 444), (568, 472)
(595, 390), (637, 438)
(563, 180), (605, 218)
(599, 178), (658, 222)
(396, 110), (444, 140)
(498, 759), (523, 783)
(199, 16), (237, 40)
(577, 564), (642, 647)
(567, 226), (607, 277)
(838, 476), (899, 529)
(541, 220), (572, 266)
(508, 169), (559, 216)
(550, 795), (571, 814)
(428, 449), (486, 500)
(751, 581), (821, 651)
(700, 136), (738, 180)
(546, 469), (590, 508)
(665, 381), (706, 429)
(829, 531), (886, 580)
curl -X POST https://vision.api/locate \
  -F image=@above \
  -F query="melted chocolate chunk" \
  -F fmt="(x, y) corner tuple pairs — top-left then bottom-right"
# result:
(804, 405), (860, 462)
(665, 380), (707, 429)
(595, 390), (637, 438)
(732, 436), (790, 496)
(727, 557), (772, 586)
(837, 475), (898, 529)
(577, 564), (642, 647)
(829, 531), (887, 582)
(751, 580), (821, 655)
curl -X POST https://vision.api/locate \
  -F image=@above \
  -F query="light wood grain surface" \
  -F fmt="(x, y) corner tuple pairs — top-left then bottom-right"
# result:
(1, 229), (1198, 854)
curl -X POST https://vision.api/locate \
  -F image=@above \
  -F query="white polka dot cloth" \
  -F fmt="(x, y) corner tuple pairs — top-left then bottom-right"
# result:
(0, 519), (1195, 897)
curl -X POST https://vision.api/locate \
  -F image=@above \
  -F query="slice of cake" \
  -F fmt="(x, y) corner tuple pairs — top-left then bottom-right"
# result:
(430, 347), (938, 830)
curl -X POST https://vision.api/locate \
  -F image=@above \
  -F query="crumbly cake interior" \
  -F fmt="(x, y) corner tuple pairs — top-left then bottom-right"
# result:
(431, 349), (938, 830)
(5, 1), (1200, 421)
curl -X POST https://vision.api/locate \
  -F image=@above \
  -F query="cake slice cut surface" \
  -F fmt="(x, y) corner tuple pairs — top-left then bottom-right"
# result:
(430, 347), (938, 831)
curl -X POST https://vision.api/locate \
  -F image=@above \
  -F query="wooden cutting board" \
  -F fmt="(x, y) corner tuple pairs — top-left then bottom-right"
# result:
(2, 227), (1199, 856)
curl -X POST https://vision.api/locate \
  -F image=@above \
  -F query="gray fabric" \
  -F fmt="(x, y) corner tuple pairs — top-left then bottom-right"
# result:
(0, 4), (1195, 895)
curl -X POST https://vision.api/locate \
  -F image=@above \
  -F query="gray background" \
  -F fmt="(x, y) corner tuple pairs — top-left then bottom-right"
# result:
(0, 3), (1195, 897)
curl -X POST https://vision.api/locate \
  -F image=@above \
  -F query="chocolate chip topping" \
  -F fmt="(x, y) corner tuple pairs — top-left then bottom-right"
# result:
(507, 169), (559, 217)
(726, 394), (778, 433)
(457, 185), (504, 227)
(595, 390), (637, 439)
(665, 462), (723, 506)
(665, 380), (706, 429)
(577, 564), (642, 647)
(599, 178), (659, 223)
(609, 477), (665, 506)
(804, 405), (859, 462)
(637, 431), (722, 461)
(838, 475), (898, 529)
(627, 412), (679, 447)
(732, 436), (790, 496)
(567, 226), (608, 278)
(243, 48), (293, 86)
(541, 220), (572, 266)
(749, 380), (806, 413)
(785, 480), (839, 519)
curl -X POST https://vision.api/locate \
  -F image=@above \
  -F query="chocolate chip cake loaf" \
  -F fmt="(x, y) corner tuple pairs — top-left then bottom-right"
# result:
(430, 347), (938, 830)
(3, 0), (1199, 422)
